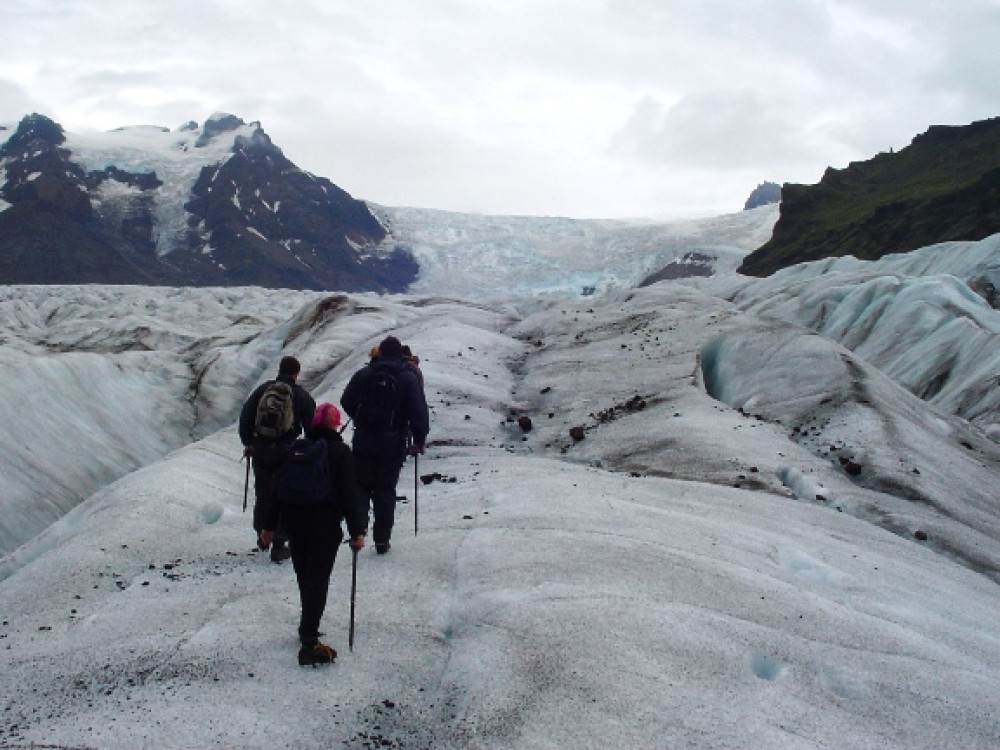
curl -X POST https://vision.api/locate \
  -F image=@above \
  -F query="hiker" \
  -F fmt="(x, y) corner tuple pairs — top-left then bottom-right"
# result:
(341, 335), (429, 554)
(401, 345), (425, 390)
(259, 402), (367, 665)
(400, 344), (426, 455)
(239, 355), (316, 562)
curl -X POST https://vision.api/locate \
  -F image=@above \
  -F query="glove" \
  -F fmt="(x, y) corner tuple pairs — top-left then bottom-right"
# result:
(242, 445), (254, 458)
(408, 444), (425, 456)
(349, 535), (366, 551)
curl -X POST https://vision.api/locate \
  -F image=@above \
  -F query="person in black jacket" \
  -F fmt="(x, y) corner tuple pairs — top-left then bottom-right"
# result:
(341, 335), (429, 554)
(260, 402), (367, 665)
(239, 356), (316, 562)
(401, 345), (425, 390)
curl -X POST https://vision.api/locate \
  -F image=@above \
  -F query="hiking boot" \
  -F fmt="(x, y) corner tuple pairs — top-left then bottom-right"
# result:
(375, 542), (391, 555)
(270, 542), (291, 563)
(298, 642), (336, 666)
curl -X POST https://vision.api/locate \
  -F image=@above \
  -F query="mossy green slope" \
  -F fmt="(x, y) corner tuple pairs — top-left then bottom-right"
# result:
(739, 117), (1000, 276)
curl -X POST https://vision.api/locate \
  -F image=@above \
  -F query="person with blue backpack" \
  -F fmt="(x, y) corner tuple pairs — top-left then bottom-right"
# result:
(341, 335), (429, 555)
(239, 356), (316, 562)
(260, 402), (368, 665)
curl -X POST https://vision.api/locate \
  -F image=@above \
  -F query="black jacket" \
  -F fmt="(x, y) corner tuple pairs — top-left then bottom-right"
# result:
(341, 355), (429, 460)
(238, 373), (316, 446)
(262, 427), (368, 538)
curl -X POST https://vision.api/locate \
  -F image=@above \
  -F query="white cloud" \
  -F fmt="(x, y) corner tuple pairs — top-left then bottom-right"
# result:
(610, 90), (834, 173)
(0, 77), (44, 125)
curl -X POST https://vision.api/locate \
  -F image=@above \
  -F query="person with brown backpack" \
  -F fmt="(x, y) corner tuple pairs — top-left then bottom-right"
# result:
(239, 356), (316, 562)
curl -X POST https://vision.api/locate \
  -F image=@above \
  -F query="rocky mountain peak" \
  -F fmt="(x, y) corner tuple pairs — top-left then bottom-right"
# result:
(195, 112), (248, 147)
(0, 113), (90, 221)
(0, 113), (417, 291)
(2, 112), (66, 152)
(743, 181), (781, 210)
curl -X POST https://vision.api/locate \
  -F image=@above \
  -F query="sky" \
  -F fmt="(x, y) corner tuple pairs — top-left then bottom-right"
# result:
(2, 0), (999, 219)
(1, 221), (999, 746)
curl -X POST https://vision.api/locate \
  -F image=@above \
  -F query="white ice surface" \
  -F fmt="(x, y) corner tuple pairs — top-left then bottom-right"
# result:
(1, 267), (999, 747)
(695, 234), (1000, 433)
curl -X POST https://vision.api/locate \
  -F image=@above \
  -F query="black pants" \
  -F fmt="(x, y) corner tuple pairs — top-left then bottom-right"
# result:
(355, 457), (403, 545)
(282, 504), (344, 643)
(251, 459), (287, 544)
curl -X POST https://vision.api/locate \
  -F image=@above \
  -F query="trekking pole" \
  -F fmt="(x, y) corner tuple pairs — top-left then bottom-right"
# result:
(338, 416), (353, 435)
(414, 453), (419, 536)
(349, 546), (359, 652)
(242, 456), (250, 513)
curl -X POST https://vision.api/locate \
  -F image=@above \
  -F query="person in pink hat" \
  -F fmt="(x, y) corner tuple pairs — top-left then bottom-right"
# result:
(260, 401), (367, 665)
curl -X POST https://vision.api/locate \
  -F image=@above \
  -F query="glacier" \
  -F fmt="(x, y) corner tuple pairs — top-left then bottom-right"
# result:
(0, 208), (998, 748)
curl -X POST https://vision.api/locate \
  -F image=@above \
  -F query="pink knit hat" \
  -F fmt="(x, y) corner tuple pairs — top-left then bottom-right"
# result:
(312, 402), (343, 429)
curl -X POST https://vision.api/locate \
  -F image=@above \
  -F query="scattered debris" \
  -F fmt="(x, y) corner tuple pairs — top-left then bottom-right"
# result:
(593, 394), (650, 425)
(420, 473), (456, 485)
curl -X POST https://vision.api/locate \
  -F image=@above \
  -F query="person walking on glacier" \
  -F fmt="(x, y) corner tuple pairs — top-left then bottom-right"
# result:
(239, 355), (316, 562)
(341, 335), (429, 554)
(259, 402), (367, 665)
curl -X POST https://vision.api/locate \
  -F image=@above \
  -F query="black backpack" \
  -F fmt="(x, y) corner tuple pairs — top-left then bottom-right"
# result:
(355, 364), (399, 430)
(274, 437), (331, 506)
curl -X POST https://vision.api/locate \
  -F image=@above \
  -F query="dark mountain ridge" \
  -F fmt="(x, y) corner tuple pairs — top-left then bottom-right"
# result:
(739, 116), (1000, 276)
(0, 113), (416, 291)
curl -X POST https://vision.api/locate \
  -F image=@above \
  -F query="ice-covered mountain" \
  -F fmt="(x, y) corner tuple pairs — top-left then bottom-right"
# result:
(0, 113), (780, 295)
(1, 209), (999, 747)
(374, 203), (780, 298)
(0, 113), (413, 290)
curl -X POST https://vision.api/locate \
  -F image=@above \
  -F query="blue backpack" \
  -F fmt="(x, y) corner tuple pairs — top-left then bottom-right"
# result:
(274, 437), (331, 505)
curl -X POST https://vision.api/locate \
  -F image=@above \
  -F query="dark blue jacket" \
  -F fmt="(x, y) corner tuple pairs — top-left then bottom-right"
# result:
(341, 355), (429, 461)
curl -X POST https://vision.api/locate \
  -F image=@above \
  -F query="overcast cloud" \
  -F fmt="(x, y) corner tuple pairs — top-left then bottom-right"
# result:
(1, 0), (998, 218)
